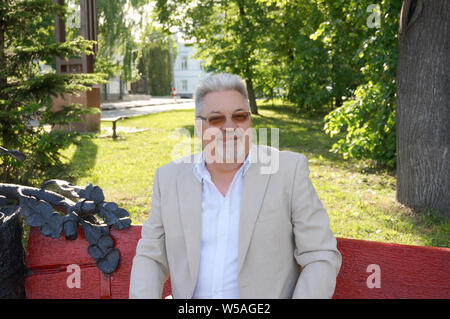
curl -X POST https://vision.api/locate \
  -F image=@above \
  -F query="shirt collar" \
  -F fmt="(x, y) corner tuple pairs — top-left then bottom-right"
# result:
(193, 149), (252, 183)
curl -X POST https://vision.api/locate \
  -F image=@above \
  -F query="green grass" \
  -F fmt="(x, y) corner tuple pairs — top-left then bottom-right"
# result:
(46, 101), (449, 248)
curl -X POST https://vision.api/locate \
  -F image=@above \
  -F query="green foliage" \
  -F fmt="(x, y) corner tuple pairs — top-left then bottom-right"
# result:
(154, 0), (269, 111)
(96, 0), (152, 83)
(323, 0), (401, 169)
(137, 27), (173, 96)
(154, 0), (401, 168)
(264, 0), (368, 114)
(324, 82), (396, 168)
(94, 56), (121, 78)
(0, 0), (105, 184)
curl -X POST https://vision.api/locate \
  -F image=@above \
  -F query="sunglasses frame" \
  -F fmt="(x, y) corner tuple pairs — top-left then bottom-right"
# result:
(196, 111), (251, 126)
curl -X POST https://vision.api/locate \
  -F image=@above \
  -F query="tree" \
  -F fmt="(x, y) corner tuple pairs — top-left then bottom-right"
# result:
(277, 0), (367, 114)
(396, 0), (450, 215)
(96, 0), (153, 83)
(324, 0), (401, 169)
(154, 0), (265, 114)
(0, 206), (26, 298)
(137, 27), (173, 96)
(249, 0), (325, 111)
(0, 0), (104, 184)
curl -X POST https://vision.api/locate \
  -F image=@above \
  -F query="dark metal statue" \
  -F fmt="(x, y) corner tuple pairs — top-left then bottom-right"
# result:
(0, 148), (131, 275)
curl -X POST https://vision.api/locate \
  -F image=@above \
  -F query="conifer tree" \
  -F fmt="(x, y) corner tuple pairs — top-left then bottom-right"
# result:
(0, 0), (105, 183)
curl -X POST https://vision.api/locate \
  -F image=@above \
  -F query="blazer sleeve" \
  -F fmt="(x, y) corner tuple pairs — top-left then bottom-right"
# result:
(129, 167), (169, 299)
(290, 154), (342, 299)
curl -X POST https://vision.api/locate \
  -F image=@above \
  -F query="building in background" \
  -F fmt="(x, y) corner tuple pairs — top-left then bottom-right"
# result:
(173, 34), (208, 98)
(100, 33), (207, 101)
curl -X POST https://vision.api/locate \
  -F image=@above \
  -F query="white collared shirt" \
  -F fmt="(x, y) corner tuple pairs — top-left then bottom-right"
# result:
(192, 152), (251, 299)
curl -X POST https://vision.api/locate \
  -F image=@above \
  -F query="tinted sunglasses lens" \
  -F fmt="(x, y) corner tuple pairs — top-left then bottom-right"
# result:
(208, 115), (226, 126)
(232, 112), (250, 122)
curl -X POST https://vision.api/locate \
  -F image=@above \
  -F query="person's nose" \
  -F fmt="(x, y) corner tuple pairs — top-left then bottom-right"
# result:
(221, 115), (238, 130)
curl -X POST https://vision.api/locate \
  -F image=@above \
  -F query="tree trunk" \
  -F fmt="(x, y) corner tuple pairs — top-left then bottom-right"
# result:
(245, 78), (258, 115)
(0, 14), (9, 150)
(236, 0), (258, 115)
(396, 0), (450, 216)
(0, 10), (6, 90)
(0, 207), (27, 298)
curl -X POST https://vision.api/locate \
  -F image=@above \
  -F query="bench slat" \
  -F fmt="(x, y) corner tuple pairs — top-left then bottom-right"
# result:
(335, 238), (450, 298)
(25, 226), (450, 299)
(26, 265), (102, 299)
(27, 228), (92, 267)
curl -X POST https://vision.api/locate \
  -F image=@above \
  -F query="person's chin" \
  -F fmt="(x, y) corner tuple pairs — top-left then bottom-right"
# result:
(216, 140), (246, 163)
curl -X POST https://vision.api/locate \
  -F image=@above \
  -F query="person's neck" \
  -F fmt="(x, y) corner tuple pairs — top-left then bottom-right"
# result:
(205, 161), (243, 197)
(205, 147), (249, 181)
(206, 161), (243, 181)
(203, 149), (249, 196)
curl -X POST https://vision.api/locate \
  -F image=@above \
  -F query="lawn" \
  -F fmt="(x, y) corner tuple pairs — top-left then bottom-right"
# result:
(47, 101), (449, 248)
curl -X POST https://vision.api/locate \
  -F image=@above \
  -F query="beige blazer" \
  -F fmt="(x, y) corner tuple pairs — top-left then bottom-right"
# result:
(129, 144), (342, 299)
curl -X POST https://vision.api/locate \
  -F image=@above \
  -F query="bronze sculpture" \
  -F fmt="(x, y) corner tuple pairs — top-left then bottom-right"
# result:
(0, 148), (131, 275)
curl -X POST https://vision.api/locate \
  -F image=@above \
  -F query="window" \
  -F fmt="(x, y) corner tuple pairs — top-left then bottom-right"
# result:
(182, 80), (188, 91)
(181, 56), (188, 70)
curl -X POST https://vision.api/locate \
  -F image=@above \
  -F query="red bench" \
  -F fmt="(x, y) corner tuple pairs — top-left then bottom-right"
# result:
(25, 225), (450, 299)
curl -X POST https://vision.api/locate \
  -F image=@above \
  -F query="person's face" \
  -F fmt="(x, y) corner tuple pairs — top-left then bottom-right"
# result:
(195, 90), (252, 164)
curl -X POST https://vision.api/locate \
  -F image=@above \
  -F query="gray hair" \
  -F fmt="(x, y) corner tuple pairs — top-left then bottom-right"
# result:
(194, 73), (249, 116)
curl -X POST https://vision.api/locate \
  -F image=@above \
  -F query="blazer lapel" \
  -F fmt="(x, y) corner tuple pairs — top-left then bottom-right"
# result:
(238, 145), (272, 275)
(176, 160), (202, 288)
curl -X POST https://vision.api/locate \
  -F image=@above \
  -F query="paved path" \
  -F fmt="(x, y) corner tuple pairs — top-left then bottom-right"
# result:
(101, 96), (195, 120)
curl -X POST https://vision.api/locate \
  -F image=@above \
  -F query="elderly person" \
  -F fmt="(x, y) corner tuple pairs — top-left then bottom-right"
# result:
(129, 73), (341, 299)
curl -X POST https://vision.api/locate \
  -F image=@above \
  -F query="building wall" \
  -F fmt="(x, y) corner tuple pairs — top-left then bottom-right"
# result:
(173, 40), (208, 98)
(100, 76), (129, 101)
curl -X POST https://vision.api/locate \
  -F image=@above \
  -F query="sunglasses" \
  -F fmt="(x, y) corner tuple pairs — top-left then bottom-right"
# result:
(196, 111), (251, 127)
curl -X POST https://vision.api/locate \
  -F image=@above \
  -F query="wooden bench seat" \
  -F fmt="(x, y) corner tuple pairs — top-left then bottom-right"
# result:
(25, 226), (450, 299)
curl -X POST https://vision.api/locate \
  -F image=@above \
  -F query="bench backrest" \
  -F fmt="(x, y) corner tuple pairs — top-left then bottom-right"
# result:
(25, 226), (450, 299)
